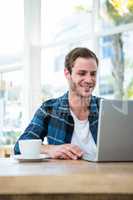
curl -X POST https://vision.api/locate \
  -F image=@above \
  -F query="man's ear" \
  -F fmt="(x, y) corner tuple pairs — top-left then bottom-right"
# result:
(64, 68), (71, 80)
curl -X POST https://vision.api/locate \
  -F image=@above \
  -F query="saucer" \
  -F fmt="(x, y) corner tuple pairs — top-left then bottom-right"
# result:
(13, 154), (50, 162)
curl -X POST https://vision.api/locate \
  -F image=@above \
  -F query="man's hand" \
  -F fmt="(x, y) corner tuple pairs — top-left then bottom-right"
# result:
(41, 144), (83, 160)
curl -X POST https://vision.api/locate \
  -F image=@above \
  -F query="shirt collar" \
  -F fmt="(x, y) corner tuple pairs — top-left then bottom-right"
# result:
(89, 95), (99, 117)
(58, 92), (99, 116)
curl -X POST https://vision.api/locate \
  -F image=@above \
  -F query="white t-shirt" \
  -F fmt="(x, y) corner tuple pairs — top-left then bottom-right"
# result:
(70, 109), (97, 161)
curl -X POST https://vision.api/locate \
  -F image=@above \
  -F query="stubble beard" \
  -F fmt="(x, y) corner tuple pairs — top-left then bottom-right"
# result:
(69, 79), (92, 108)
(70, 78), (93, 98)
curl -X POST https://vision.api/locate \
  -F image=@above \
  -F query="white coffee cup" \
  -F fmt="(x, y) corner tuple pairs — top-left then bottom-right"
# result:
(19, 139), (42, 159)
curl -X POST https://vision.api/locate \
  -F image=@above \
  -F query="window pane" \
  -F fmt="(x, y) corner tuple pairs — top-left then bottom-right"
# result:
(41, 40), (94, 100)
(99, 0), (133, 31)
(41, 0), (94, 100)
(0, 0), (24, 149)
(0, 70), (23, 145)
(0, 0), (24, 65)
(99, 30), (133, 99)
(41, 0), (93, 44)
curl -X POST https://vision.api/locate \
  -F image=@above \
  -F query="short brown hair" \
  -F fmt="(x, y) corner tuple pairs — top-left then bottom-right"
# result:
(65, 47), (98, 73)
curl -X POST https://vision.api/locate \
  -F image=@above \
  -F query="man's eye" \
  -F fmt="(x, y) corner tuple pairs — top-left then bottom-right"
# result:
(78, 72), (86, 76)
(90, 72), (96, 76)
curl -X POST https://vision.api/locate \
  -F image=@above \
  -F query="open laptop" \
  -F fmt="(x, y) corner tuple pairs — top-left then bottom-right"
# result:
(85, 99), (133, 162)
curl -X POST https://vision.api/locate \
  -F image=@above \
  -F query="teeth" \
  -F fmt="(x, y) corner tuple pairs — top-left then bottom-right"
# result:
(84, 85), (93, 88)
(85, 86), (92, 89)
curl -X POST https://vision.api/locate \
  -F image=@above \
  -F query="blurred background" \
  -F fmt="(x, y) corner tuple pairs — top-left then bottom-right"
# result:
(0, 0), (133, 155)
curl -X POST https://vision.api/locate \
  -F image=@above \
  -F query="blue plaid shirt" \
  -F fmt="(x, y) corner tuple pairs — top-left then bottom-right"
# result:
(14, 92), (100, 154)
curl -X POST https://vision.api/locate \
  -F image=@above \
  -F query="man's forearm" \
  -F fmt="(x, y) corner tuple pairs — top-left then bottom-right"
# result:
(40, 144), (83, 160)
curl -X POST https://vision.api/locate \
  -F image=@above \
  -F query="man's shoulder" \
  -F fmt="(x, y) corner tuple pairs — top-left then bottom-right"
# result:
(41, 93), (67, 109)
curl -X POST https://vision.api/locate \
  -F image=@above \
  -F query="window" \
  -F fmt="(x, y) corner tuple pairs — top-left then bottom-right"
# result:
(98, 0), (133, 99)
(41, 0), (95, 100)
(0, 70), (23, 145)
(99, 0), (133, 31)
(0, 0), (24, 147)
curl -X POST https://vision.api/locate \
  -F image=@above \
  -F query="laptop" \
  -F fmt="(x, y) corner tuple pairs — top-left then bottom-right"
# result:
(85, 99), (133, 162)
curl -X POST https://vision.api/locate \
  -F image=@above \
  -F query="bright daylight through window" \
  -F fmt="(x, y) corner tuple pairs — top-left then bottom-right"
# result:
(99, 0), (133, 99)
(41, 0), (94, 100)
(0, 0), (24, 152)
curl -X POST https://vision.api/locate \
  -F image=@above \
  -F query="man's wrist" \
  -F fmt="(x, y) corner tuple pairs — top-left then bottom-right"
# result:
(41, 144), (54, 155)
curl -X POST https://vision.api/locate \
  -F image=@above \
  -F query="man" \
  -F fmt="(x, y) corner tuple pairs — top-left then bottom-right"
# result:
(14, 47), (100, 160)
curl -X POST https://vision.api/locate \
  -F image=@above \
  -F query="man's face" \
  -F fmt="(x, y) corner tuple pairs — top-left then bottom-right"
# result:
(65, 57), (98, 98)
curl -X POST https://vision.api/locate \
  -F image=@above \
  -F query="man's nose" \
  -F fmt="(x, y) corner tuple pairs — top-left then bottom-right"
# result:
(84, 75), (93, 83)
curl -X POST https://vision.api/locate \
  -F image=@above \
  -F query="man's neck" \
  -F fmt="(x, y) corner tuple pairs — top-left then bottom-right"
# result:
(68, 92), (91, 120)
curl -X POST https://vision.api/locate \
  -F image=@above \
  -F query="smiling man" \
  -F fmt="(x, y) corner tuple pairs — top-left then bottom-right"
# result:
(14, 47), (100, 160)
